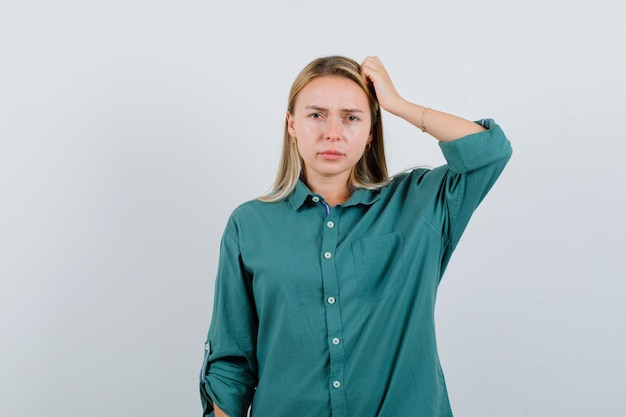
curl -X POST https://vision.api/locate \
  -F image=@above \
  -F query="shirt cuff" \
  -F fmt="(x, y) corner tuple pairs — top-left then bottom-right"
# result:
(201, 371), (255, 417)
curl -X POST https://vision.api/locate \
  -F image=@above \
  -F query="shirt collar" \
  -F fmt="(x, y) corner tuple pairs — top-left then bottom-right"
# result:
(288, 180), (313, 211)
(288, 179), (381, 211)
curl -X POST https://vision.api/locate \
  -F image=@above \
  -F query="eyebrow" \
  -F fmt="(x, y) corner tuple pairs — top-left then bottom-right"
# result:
(304, 105), (365, 113)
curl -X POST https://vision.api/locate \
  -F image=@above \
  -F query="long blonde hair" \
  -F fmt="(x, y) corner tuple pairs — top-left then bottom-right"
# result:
(259, 56), (389, 202)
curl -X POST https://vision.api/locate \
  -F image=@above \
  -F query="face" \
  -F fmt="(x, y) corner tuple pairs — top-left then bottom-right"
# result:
(287, 75), (372, 187)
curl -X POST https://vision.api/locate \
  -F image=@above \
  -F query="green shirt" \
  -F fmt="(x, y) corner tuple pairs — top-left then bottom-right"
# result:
(200, 120), (512, 417)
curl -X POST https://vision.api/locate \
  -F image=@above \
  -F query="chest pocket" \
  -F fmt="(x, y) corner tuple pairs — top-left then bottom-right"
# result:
(352, 232), (405, 301)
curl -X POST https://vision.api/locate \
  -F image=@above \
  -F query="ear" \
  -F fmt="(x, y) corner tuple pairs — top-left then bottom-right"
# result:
(286, 111), (296, 137)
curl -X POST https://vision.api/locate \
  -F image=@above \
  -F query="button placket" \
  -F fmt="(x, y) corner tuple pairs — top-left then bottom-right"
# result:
(318, 205), (347, 414)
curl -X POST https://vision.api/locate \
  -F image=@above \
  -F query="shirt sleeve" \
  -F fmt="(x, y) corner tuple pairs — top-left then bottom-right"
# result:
(200, 214), (258, 417)
(415, 119), (512, 272)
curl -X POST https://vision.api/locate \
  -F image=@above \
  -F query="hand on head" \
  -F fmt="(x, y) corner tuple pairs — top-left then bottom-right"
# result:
(360, 56), (404, 114)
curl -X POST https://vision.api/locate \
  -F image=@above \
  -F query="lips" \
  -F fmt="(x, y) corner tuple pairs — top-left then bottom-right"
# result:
(319, 150), (344, 160)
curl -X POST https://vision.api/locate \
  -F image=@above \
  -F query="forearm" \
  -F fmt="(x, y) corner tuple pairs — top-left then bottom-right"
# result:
(360, 56), (485, 142)
(214, 403), (229, 417)
(386, 98), (485, 142)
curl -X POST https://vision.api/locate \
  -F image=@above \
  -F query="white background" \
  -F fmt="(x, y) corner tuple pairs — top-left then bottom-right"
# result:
(1, 1), (624, 416)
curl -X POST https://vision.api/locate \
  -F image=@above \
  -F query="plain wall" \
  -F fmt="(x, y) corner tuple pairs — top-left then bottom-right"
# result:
(1, 1), (624, 416)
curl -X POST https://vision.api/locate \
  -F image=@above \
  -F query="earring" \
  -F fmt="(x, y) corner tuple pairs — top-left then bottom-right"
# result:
(366, 142), (371, 150)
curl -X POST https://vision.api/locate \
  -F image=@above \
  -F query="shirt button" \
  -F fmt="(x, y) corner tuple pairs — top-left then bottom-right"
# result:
(326, 221), (334, 228)
(327, 296), (336, 304)
(332, 337), (340, 345)
(324, 252), (332, 259)
(312, 196), (320, 203)
(333, 381), (341, 389)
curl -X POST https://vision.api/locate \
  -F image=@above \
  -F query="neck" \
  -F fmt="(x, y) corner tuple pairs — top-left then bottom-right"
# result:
(305, 174), (352, 207)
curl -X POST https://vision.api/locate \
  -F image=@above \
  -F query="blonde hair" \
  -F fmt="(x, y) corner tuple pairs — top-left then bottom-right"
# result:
(259, 55), (390, 202)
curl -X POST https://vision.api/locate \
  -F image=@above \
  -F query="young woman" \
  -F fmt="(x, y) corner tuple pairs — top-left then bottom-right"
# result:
(200, 55), (512, 417)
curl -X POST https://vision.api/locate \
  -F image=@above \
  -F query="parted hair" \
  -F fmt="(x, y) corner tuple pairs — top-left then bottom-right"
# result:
(259, 55), (390, 202)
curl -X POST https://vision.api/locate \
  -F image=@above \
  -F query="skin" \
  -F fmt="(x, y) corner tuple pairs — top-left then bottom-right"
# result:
(285, 56), (486, 207)
(212, 55), (487, 417)
(359, 56), (485, 142)
(287, 75), (373, 207)
(214, 404), (227, 417)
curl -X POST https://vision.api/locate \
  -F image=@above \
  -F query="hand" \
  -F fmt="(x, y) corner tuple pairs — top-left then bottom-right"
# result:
(361, 56), (484, 141)
(360, 56), (405, 114)
(214, 403), (229, 417)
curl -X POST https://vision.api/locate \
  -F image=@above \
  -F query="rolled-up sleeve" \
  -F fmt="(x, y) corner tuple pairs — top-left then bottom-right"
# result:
(200, 215), (258, 417)
(412, 119), (512, 272)
(438, 119), (512, 174)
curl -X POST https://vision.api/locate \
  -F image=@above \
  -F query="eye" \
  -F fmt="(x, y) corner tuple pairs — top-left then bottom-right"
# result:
(346, 115), (360, 122)
(309, 112), (323, 119)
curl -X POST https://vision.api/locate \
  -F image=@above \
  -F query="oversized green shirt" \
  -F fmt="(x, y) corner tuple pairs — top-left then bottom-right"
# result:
(200, 120), (512, 417)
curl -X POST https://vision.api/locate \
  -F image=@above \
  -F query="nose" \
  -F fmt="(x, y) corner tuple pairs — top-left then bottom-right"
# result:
(325, 117), (342, 141)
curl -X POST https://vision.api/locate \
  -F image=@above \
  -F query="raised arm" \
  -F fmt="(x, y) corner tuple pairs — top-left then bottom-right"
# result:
(360, 55), (485, 142)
